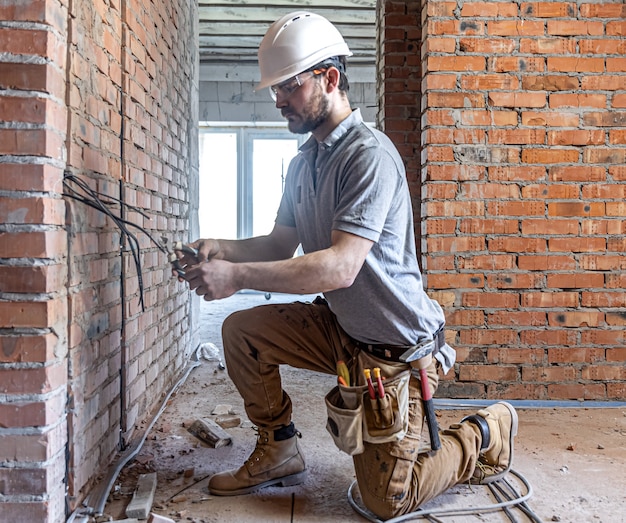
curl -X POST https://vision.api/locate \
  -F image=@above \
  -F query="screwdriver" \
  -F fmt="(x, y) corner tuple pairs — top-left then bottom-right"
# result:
(336, 360), (350, 387)
(373, 367), (385, 398)
(363, 368), (376, 400)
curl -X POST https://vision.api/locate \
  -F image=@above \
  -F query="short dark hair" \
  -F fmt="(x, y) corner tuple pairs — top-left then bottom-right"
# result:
(309, 56), (350, 93)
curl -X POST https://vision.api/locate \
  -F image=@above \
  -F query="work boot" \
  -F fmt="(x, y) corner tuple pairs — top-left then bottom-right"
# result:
(462, 402), (518, 484)
(207, 422), (307, 496)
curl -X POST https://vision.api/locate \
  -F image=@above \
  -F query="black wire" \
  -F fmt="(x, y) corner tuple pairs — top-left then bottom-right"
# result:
(63, 174), (168, 312)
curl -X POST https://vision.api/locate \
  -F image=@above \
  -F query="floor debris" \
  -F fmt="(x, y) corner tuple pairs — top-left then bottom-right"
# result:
(187, 417), (232, 448)
(125, 472), (157, 519)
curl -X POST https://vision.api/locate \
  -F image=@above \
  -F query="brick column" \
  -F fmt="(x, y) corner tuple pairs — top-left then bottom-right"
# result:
(420, 1), (626, 399)
(0, 1), (69, 522)
(376, 0), (423, 256)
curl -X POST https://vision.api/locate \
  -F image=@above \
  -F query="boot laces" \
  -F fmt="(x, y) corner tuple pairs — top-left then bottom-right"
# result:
(472, 457), (503, 483)
(245, 427), (271, 466)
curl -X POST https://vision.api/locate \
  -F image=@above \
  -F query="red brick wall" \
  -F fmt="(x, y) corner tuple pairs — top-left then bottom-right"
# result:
(0, 0), (197, 520)
(376, 1), (424, 233)
(0, 1), (69, 521)
(412, 0), (625, 400)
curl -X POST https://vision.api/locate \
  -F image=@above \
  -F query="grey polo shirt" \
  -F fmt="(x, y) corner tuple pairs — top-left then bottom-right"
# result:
(276, 109), (455, 372)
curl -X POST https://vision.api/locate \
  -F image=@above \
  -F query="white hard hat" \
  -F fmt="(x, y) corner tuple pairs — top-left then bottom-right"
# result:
(255, 11), (352, 91)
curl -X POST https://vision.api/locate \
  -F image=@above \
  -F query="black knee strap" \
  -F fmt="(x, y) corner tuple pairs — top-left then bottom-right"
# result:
(461, 414), (490, 450)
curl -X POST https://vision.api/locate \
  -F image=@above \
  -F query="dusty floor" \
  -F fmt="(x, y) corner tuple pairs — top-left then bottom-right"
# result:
(105, 293), (626, 523)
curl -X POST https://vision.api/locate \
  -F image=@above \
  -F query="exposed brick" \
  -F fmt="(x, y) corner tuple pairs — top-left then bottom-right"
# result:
(0, 163), (63, 192)
(487, 200), (545, 216)
(548, 347), (605, 364)
(488, 128), (545, 144)
(549, 93), (607, 108)
(462, 291), (518, 308)
(488, 310), (547, 326)
(547, 129), (605, 146)
(522, 75), (579, 91)
(518, 255), (577, 271)
(487, 20), (544, 36)
(522, 366), (578, 383)
(547, 57), (605, 73)
(522, 2), (576, 18)
(0, 196), (66, 225)
(581, 75), (625, 91)
(486, 383), (547, 399)
(549, 237), (607, 253)
(580, 4), (626, 18)
(426, 55), (486, 72)
(548, 311), (604, 328)
(579, 38), (626, 55)
(547, 273), (604, 289)
(488, 236), (546, 253)
(0, 333), (59, 364)
(521, 184), (579, 199)
(489, 56), (545, 73)
(459, 218), (519, 234)
(582, 364), (626, 381)
(487, 347), (545, 364)
(520, 37), (576, 54)
(0, 230), (67, 258)
(521, 110), (579, 127)
(521, 292), (579, 308)
(547, 20), (604, 36)
(458, 37), (516, 54)
(428, 272), (485, 290)
(583, 111), (626, 127)
(0, 264), (67, 294)
(583, 147), (626, 164)
(0, 363), (67, 394)
(522, 329), (578, 347)
(489, 91), (546, 108)
(548, 383), (606, 400)
(486, 273), (544, 289)
(522, 148), (579, 164)
(549, 165), (606, 182)
(0, 391), (65, 429)
(459, 364), (518, 382)
(606, 58), (626, 73)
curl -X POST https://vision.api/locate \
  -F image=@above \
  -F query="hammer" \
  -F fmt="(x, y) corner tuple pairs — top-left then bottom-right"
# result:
(400, 339), (441, 451)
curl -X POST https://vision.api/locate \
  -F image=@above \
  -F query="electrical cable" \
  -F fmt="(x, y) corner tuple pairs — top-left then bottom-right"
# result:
(66, 357), (203, 523)
(62, 173), (169, 312)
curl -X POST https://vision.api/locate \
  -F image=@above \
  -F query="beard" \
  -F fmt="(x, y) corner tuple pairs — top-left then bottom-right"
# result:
(283, 85), (330, 135)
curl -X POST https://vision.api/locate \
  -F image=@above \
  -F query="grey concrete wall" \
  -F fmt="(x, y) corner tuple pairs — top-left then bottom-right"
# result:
(199, 81), (377, 123)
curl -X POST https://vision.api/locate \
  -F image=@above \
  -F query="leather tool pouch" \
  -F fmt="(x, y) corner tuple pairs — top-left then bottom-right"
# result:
(324, 369), (411, 455)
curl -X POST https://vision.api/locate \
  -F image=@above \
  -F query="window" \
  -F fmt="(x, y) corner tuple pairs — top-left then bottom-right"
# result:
(198, 124), (305, 239)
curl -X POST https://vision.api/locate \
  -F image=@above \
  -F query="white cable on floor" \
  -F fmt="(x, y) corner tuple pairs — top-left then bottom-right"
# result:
(347, 469), (542, 522)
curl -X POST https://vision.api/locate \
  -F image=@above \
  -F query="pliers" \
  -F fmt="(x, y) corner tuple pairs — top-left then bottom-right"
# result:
(161, 237), (199, 277)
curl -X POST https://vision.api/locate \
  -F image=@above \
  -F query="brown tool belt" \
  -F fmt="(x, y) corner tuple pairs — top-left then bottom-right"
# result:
(352, 326), (445, 362)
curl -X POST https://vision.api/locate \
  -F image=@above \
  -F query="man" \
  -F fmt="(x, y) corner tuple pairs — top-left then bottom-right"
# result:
(179, 11), (518, 519)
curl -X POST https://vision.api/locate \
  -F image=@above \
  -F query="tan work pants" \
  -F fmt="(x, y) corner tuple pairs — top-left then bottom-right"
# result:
(221, 299), (482, 519)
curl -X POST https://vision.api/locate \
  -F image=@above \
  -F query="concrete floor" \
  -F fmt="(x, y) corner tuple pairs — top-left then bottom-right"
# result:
(104, 292), (626, 523)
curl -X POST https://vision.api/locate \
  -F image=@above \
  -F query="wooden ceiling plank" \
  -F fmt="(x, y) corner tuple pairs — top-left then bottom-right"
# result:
(198, 22), (375, 38)
(198, 0), (375, 9)
(197, 6), (374, 25)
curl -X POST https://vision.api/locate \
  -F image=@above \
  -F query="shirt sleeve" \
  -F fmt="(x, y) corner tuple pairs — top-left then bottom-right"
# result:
(332, 144), (402, 242)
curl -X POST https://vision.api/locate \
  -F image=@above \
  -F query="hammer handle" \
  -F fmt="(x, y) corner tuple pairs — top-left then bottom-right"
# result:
(419, 367), (441, 451)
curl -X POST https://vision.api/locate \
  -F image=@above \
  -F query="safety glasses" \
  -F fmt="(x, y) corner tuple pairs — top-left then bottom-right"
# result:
(269, 68), (327, 101)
